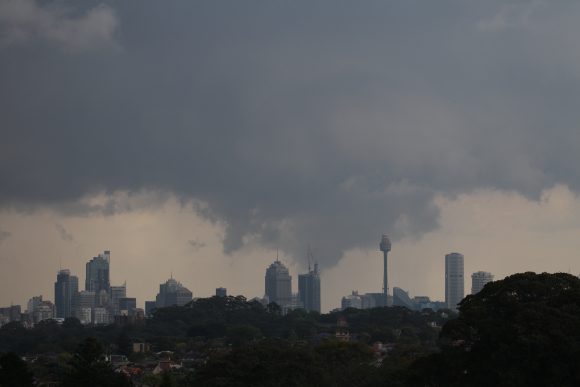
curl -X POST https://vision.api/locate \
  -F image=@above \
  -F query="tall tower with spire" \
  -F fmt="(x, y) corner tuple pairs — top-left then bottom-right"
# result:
(265, 258), (292, 308)
(379, 234), (391, 302)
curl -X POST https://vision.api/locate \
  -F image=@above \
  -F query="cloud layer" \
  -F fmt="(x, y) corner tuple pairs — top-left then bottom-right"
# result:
(0, 0), (118, 51)
(1, 1), (580, 266)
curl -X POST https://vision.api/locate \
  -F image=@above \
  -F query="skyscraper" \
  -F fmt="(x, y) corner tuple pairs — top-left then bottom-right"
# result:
(341, 291), (362, 310)
(119, 297), (137, 315)
(298, 263), (321, 313)
(265, 259), (292, 308)
(32, 301), (55, 324)
(216, 287), (227, 297)
(109, 284), (127, 316)
(74, 290), (96, 321)
(145, 301), (156, 317)
(155, 277), (193, 308)
(445, 252), (465, 310)
(471, 271), (494, 294)
(27, 296), (43, 315)
(85, 251), (110, 293)
(380, 234), (391, 305)
(54, 269), (79, 319)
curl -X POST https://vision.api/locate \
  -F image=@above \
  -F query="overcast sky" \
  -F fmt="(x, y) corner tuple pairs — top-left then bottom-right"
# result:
(1, 0), (580, 312)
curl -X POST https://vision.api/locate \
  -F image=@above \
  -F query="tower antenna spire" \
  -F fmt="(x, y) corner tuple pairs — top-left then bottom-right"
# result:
(379, 234), (392, 304)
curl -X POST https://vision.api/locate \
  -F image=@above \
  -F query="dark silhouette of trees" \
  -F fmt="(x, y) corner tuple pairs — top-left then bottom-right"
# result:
(116, 329), (132, 356)
(62, 317), (83, 330)
(412, 272), (580, 386)
(60, 337), (130, 387)
(0, 352), (34, 387)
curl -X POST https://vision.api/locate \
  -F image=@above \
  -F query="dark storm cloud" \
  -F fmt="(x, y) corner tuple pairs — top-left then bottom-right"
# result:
(0, 0), (118, 51)
(1, 1), (580, 266)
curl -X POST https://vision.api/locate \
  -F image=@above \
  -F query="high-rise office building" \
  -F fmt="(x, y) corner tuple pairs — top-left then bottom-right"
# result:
(155, 277), (193, 308)
(298, 263), (321, 313)
(216, 287), (227, 297)
(119, 297), (137, 315)
(77, 307), (92, 325)
(74, 290), (95, 320)
(27, 296), (43, 315)
(471, 271), (494, 294)
(361, 293), (389, 308)
(109, 284), (127, 316)
(341, 291), (362, 310)
(0, 305), (21, 323)
(265, 259), (292, 308)
(32, 301), (55, 324)
(145, 301), (156, 317)
(445, 253), (465, 310)
(285, 293), (304, 313)
(85, 251), (110, 294)
(54, 269), (79, 319)
(92, 307), (110, 325)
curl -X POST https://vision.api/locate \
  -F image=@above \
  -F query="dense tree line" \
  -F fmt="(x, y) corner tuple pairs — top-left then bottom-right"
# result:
(0, 295), (447, 355)
(410, 272), (580, 386)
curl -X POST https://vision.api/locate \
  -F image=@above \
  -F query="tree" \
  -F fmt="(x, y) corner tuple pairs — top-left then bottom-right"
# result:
(160, 371), (176, 387)
(62, 317), (83, 330)
(61, 337), (130, 387)
(0, 352), (34, 387)
(116, 329), (132, 356)
(413, 272), (580, 386)
(226, 325), (262, 347)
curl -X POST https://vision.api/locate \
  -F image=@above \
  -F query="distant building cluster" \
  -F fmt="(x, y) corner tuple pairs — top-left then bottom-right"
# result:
(0, 234), (499, 327)
(264, 255), (321, 314)
(337, 236), (495, 312)
(1, 251), (146, 327)
(340, 291), (388, 311)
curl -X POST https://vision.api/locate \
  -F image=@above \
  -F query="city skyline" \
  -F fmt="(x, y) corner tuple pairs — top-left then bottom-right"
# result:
(2, 1), (580, 313)
(3, 237), (500, 318)
(1, 216), (578, 314)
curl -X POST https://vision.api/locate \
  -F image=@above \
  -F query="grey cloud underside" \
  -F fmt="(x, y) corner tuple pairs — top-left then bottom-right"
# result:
(1, 1), (580, 266)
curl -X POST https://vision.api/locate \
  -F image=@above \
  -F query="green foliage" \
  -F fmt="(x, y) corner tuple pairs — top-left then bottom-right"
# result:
(60, 337), (131, 387)
(0, 295), (447, 386)
(116, 329), (132, 356)
(226, 324), (262, 347)
(0, 352), (34, 387)
(194, 340), (326, 387)
(413, 272), (580, 386)
(62, 317), (83, 330)
(6, 273), (580, 386)
(160, 371), (176, 387)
